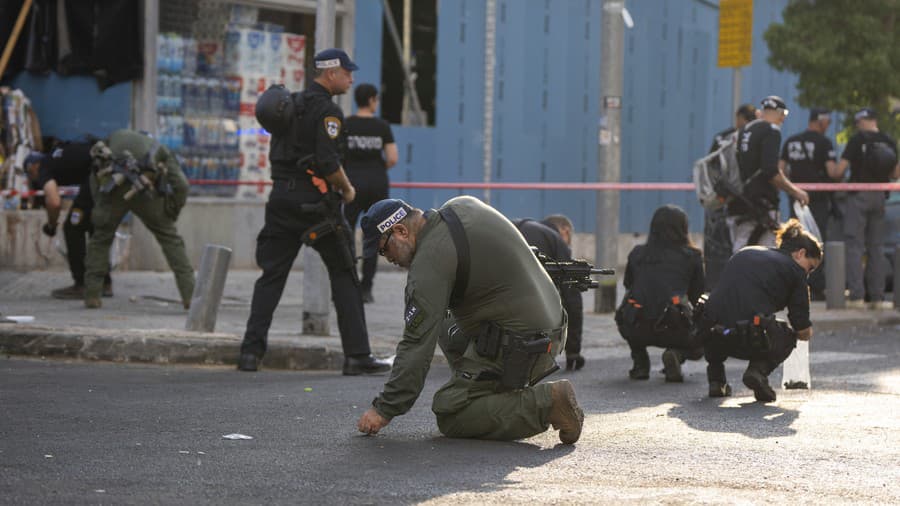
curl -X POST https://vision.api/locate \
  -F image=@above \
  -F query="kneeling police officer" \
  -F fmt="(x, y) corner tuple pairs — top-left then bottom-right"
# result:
(698, 219), (820, 402)
(355, 197), (584, 444)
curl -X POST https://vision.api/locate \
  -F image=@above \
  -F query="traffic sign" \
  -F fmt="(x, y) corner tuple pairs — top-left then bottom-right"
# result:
(718, 0), (752, 68)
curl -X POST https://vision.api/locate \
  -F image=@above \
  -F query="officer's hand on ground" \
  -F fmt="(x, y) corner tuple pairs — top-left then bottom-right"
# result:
(341, 184), (356, 204)
(796, 327), (812, 341)
(41, 222), (57, 237)
(792, 188), (810, 207)
(357, 407), (390, 435)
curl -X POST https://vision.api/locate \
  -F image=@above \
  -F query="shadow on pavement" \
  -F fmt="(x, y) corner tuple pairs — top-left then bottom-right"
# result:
(668, 400), (799, 439)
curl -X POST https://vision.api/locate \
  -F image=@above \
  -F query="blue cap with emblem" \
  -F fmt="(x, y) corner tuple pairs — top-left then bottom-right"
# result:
(314, 48), (359, 71)
(854, 107), (877, 121)
(361, 198), (414, 258)
(760, 95), (788, 112)
(23, 151), (46, 168)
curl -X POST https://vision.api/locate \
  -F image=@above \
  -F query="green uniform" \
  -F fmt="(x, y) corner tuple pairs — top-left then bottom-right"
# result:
(373, 196), (566, 440)
(84, 129), (195, 303)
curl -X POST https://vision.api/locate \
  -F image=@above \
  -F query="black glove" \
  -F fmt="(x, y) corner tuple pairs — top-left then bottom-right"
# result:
(42, 222), (57, 237)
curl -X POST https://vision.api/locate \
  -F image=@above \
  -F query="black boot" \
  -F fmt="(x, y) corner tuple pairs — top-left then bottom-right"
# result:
(743, 361), (776, 402)
(343, 354), (392, 376)
(629, 347), (650, 380)
(237, 352), (260, 372)
(707, 362), (731, 397)
(662, 348), (684, 383)
(565, 353), (586, 371)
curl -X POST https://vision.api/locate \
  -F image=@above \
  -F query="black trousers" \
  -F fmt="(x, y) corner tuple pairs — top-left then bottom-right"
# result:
(64, 180), (111, 286)
(342, 180), (388, 293)
(562, 286), (583, 355)
(703, 207), (733, 292)
(704, 329), (797, 384)
(242, 184), (371, 357)
(618, 320), (704, 358)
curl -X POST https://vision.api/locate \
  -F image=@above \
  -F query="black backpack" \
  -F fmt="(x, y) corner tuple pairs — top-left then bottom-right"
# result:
(860, 133), (898, 182)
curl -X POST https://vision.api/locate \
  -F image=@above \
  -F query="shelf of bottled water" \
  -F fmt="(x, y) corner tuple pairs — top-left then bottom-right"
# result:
(157, 32), (241, 197)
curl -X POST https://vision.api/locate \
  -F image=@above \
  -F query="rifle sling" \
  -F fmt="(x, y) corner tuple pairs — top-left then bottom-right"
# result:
(438, 207), (470, 308)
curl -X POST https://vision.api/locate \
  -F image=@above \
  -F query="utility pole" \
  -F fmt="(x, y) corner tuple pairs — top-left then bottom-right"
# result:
(302, 0), (337, 335)
(594, 0), (625, 313)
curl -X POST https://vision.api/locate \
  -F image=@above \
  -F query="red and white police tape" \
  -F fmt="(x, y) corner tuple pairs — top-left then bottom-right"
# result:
(3, 180), (899, 199)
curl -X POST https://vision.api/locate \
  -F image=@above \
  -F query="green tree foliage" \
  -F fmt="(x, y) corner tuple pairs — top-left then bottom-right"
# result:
(764, 0), (900, 138)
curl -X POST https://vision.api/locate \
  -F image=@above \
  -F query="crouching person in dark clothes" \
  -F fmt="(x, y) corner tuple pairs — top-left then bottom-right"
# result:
(615, 205), (705, 382)
(514, 215), (586, 371)
(355, 197), (584, 444)
(699, 219), (820, 402)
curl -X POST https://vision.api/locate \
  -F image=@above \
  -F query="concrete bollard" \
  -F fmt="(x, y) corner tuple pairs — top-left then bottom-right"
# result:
(185, 244), (232, 332)
(894, 245), (900, 309)
(825, 241), (845, 309)
(302, 248), (330, 335)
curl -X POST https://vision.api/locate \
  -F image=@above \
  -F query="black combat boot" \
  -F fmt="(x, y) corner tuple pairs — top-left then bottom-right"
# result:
(707, 362), (731, 397)
(565, 353), (586, 371)
(743, 361), (776, 402)
(629, 347), (650, 380)
(343, 354), (392, 376)
(237, 353), (260, 372)
(662, 348), (684, 383)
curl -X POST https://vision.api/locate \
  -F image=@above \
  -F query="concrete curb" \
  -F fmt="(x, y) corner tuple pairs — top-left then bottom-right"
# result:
(1, 313), (897, 371)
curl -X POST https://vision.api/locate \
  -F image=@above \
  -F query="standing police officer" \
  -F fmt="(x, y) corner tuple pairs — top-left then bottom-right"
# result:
(828, 108), (900, 309)
(727, 96), (809, 253)
(238, 49), (391, 375)
(355, 197), (584, 444)
(704, 104), (756, 290)
(700, 220), (820, 402)
(83, 129), (194, 309)
(514, 215), (586, 371)
(778, 107), (837, 300)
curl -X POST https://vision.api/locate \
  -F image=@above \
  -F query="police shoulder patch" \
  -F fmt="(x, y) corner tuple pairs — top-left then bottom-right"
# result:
(404, 302), (426, 330)
(324, 116), (342, 139)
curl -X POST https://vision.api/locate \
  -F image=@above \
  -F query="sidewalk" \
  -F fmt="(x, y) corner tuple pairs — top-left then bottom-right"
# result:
(1, 269), (897, 370)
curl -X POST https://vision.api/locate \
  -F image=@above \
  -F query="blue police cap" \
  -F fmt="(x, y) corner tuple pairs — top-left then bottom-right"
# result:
(361, 199), (414, 258)
(760, 95), (788, 111)
(314, 48), (359, 71)
(854, 108), (877, 121)
(24, 151), (46, 168)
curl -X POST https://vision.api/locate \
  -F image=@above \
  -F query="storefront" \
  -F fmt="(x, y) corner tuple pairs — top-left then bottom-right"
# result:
(134, 0), (355, 200)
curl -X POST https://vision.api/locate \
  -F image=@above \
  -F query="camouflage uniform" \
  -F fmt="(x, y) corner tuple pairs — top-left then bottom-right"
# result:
(84, 130), (195, 305)
(373, 196), (566, 440)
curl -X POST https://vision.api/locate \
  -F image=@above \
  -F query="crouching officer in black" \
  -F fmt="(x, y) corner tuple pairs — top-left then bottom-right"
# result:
(514, 215), (586, 371)
(24, 142), (113, 299)
(698, 219), (820, 402)
(238, 48), (390, 375)
(615, 205), (705, 383)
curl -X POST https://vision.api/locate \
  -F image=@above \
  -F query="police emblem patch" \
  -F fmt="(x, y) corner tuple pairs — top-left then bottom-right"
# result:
(69, 208), (83, 225)
(324, 116), (341, 139)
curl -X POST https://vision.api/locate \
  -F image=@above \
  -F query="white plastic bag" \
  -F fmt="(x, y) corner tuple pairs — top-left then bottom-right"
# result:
(792, 202), (822, 243)
(781, 339), (811, 389)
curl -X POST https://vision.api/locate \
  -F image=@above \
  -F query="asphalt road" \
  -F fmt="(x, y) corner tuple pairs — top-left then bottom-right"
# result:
(2, 322), (899, 505)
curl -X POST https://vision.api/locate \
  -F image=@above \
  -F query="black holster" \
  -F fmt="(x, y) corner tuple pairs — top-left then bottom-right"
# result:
(474, 322), (556, 392)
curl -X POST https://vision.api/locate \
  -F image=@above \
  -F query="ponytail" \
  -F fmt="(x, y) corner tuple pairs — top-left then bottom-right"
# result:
(776, 219), (822, 259)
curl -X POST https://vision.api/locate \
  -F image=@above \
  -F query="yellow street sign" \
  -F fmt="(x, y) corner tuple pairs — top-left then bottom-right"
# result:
(718, 0), (753, 68)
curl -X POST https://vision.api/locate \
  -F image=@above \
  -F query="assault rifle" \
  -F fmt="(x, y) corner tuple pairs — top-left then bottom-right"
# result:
(531, 247), (615, 292)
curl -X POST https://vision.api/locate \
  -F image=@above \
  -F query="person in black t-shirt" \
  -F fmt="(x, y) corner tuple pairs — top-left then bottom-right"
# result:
(615, 205), (705, 383)
(727, 96), (809, 253)
(778, 107), (836, 300)
(342, 83), (398, 303)
(704, 104), (756, 291)
(701, 220), (820, 402)
(24, 141), (112, 299)
(828, 108), (900, 309)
